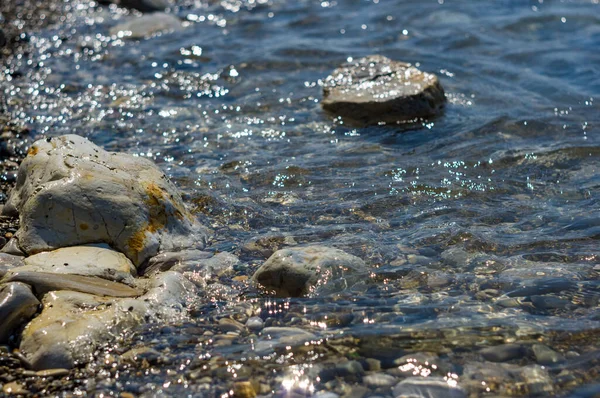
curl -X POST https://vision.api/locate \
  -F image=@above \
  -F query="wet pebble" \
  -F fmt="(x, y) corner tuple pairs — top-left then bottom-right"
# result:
(532, 344), (565, 365)
(232, 381), (256, 398)
(218, 317), (245, 333)
(35, 368), (70, 377)
(246, 317), (264, 332)
(480, 344), (525, 362)
(363, 373), (397, 388)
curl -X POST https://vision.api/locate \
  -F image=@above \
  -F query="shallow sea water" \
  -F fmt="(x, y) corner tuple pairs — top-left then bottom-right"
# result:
(1, 0), (600, 396)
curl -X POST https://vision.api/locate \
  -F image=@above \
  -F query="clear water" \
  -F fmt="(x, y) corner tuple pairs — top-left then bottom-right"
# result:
(2, 0), (600, 396)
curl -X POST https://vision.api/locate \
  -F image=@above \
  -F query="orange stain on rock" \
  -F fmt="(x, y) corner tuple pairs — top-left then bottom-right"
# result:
(28, 146), (38, 156)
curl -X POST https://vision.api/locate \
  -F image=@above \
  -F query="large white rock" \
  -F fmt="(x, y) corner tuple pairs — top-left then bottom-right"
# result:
(19, 271), (198, 370)
(251, 246), (368, 297)
(3, 135), (207, 266)
(322, 55), (445, 125)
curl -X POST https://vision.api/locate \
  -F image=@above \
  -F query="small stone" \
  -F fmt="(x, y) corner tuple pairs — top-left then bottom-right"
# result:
(363, 373), (397, 388)
(218, 318), (245, 333)
(255, 327), (317, 355)
(3, 381), (27, 395)
(120, 392), (136, 398)
(246, 317), (264, 332)
(362, 358), (381, 372)
(322, 55), (445, 125)
(532, 344), (564, 365)
(122, 347), (162, 365)
(233, 381), (256, 398)
(35, 368), (70, 378)
(480, 344), (524, 362)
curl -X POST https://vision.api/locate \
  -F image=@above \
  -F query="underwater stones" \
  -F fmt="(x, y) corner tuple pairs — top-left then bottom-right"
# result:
(17, 244), (136, 284)
(255, 327), (317, 355)
(322, 55), (445, 125)
(3, 134), (206, 266)
(110, 13), (183, 40)
(19, 271), (198, 370)
(480, 344), (525, 362)
(393, 377), (467, 398)
(252, 246), (367, 297)
(0, 282), (40, 343)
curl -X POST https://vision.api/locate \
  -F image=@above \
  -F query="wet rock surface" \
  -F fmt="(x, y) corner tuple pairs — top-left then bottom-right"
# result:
(3, 134), (207, 266)
(0, 282), (39, 343)
(322, 55), (445, 125)
(251, 246), (368, 297)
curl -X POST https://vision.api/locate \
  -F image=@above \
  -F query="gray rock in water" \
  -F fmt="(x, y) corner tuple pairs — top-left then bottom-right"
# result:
(393, 377), (467, 398)
(255, 327), (317, 355)
(99, 0), (170, 13)
(246, 316), (264, 332)
(110, 13), (183, 40)
(532, 344), (565, 365)
(252, 246), (367, 297)
(480, 344), (525, 362)
(322, 55), (445, 125)
(3, 135), (207, 266)
(0, 282), (40, 343)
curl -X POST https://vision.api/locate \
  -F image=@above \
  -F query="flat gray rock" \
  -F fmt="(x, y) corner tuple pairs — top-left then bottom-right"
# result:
(0, 282), (40, 343)
(322, 55), (445, 125)
(3, 135), (207, 266)
(16, 244), (136, 284)
(251, 246), (367, 297)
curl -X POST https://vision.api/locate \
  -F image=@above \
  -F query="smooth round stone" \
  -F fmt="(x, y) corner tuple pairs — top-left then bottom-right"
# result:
(532, 344), (565, 365)
(246, 316), (264, 332)
(363, 373), (397, 388)
(252, 246), (367, 297)
(480, 344), (525, 362)
(218, 317), (245, 333)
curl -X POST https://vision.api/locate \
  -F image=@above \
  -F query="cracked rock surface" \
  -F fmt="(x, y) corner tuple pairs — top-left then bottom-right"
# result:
(3, 134), (207, 266)
(322, 55), (446, 125)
